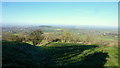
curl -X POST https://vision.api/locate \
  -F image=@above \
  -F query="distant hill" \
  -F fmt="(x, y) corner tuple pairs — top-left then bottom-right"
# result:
(39, 25), (52, 28)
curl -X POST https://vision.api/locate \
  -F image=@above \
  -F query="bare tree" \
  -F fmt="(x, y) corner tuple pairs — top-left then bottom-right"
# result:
(28, 30), (44, 45)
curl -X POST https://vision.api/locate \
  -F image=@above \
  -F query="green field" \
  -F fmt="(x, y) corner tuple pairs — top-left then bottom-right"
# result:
(2, 41), (118, 67)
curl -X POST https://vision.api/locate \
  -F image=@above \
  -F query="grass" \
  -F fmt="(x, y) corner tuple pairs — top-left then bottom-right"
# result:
(104, 47), (118, 66)
(26, 41), (33, 45)
(2, 41), (118, 67)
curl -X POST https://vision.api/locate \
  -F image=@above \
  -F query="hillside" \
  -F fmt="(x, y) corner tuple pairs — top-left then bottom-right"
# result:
(2, 41), (118, 67)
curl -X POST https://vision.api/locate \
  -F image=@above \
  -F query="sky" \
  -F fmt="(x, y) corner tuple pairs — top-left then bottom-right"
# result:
(2, 0), (119, 2)
(2, 2), (118, 27)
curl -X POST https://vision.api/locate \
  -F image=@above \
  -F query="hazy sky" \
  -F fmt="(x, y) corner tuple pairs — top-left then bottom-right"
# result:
(2, 0), (119, 2)
(2, 2), (118, 26)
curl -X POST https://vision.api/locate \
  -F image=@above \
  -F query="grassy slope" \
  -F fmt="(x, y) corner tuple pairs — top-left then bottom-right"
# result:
(2, 41), (118, 67)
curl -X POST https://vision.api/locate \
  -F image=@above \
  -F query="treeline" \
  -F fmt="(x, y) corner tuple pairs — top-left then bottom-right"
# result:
(2, 29), (118, 46)
(2, 30), (80, 45)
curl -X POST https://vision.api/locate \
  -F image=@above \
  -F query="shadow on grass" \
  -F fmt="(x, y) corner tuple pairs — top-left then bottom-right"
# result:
(2, 41), (108, 68)
(2, 41), (48, 68)
(63, 52), (108, 67)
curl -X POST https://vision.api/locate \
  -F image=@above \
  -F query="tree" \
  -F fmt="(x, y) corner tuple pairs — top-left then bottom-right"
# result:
(70, 34), (81, 43)
(28, 30), (44, 45)
(2, 32), (17, 41)
(43, 32), (60, 42)
(15, 32), (26, 42)
(60, 31), (72, 42)
(60, 31), (81, 43)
